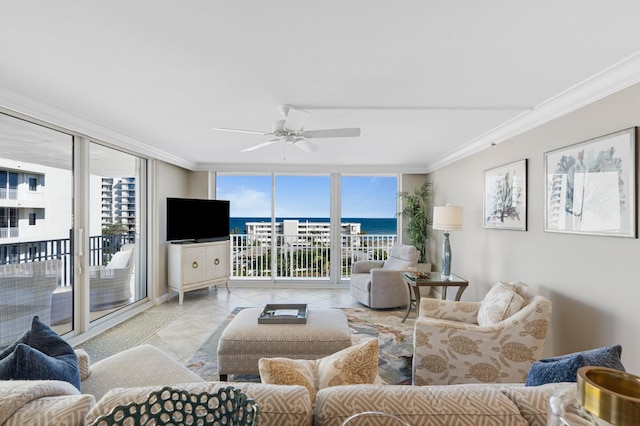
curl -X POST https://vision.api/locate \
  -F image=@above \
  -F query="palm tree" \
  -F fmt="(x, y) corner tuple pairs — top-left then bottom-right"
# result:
(397, 180), (432, 263)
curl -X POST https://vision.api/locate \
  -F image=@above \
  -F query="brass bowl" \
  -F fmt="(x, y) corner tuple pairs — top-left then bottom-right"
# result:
(577, 366), (640, 425)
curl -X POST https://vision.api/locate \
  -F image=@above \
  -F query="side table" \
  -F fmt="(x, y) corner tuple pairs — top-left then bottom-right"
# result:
(401, 272), (468, 322)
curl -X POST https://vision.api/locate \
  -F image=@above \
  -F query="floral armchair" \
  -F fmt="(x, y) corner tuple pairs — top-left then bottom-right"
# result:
(350, 244), (419, 309)
(412, 281), (552, 386)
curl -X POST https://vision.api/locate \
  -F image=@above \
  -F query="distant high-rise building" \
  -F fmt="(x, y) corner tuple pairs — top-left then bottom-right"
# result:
(101, 177), (136, 234)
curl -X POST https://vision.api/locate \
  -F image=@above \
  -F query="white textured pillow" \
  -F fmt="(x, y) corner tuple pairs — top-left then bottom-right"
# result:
(105, 250), (131, 270)
(477, 282), (525, 326)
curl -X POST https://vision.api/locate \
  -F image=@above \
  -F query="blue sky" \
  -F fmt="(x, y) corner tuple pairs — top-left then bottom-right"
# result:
(216, 175), (397, 218)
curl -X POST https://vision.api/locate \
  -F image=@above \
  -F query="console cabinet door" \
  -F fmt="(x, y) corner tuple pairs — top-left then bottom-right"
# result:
(182, 246), (207, 284)
(206, 243), (229, 280)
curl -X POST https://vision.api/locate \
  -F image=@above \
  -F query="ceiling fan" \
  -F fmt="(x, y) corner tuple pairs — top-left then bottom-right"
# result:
(214, 105), (361, 153)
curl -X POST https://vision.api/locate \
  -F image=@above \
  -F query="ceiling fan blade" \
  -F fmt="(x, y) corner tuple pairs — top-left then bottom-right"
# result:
(303, 128), (361, 138)
(283, 107), (310, 132)
(293, 138), (318, 153)
(214, 127), (272, 135)
(240, 139), (279, 152)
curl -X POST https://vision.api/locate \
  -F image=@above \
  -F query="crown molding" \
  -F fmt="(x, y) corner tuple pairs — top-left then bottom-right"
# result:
(0, 83), (195, 170)
(196, 162), (429, 174)
(425, 50), (640, 173)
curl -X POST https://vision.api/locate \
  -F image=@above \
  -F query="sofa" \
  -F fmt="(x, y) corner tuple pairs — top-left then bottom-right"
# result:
(0, 343), (573, 426)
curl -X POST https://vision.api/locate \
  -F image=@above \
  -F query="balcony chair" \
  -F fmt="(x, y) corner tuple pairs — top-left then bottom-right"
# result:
(412, 281), (552, 386)
(90, 243), (135, 310)
(350, 244), (419, 309)
(0, 259), (62, 349)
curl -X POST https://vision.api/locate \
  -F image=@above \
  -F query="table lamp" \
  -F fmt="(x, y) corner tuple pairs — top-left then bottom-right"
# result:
(432, 204), (463, 280)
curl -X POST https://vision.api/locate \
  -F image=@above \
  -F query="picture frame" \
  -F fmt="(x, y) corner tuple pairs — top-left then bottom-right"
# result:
(544, 127), (637, 237)
(483, 159), (527, 230)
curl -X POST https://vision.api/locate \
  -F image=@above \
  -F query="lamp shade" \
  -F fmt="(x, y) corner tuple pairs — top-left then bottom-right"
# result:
(432, 205), (463, 231)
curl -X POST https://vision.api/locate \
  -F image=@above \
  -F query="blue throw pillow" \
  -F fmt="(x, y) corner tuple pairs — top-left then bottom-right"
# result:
(526, 353), (587, 386)
(0, 316), (80, 390)
(526, 345), (625, 386)
(0, 328), (31, 360)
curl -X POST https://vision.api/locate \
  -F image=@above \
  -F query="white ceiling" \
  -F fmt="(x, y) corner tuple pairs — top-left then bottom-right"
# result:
(2, 1), (640, 173)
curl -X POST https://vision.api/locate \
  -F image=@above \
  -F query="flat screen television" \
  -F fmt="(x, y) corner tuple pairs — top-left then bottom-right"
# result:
(166, 198), (230, 243)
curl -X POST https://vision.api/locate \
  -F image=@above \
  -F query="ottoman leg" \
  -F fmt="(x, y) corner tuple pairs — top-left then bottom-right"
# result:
(219, 374), (228, 381)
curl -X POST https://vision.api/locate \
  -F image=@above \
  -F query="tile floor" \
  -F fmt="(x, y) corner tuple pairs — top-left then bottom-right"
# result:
(142, 286), (363, 364)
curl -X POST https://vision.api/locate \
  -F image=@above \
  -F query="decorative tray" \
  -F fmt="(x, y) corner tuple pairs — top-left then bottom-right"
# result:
(258, 303), (307, 324)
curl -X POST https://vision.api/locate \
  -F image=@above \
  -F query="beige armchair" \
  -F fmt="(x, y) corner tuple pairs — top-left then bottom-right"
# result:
(350, 244), (419, 309)
(0, 259), (61, 348)
(412, 281), (552, 386)
(90, 243), (135, 310)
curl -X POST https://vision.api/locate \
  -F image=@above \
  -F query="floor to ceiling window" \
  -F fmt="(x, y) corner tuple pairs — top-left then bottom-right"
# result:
(341, 175), (398, 278)
(217, 174), (272, 279)
(217, 172), (397, 284)
(275, 174), (330, 280)
(0, 112), (148, 348)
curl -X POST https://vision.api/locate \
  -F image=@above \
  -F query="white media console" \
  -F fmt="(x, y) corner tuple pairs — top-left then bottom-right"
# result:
(168, 239), (230, 305)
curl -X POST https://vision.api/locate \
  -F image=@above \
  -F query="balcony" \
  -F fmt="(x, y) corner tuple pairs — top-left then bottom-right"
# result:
(0, 232), (397, 283)
(231, 233), (397, 280)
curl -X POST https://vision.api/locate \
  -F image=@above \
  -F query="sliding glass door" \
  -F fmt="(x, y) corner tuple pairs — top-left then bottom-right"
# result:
(0, 112), (148, 348)
(88, 142), (147, 321)
(0, 113), (74, 344)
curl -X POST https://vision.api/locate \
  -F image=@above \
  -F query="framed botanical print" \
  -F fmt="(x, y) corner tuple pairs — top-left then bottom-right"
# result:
(483, 159), (527, 230)
(544, 128), (637, 237)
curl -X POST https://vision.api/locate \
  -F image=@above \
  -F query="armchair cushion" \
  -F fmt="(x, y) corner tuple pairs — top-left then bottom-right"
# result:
(477, 282), (525, 326)
(352, 260), (384, 274)
(419, 298), (481, 324)
(105, 249), (131, 270)
(382, 244), (418, 270)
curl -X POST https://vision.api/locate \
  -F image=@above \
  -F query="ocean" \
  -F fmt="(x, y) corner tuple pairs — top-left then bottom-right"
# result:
(229, 217), (397, 235)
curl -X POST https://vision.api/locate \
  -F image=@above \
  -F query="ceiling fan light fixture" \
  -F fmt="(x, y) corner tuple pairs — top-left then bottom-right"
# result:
(294, 138), (318, 153)
(216, 105), (360, 154)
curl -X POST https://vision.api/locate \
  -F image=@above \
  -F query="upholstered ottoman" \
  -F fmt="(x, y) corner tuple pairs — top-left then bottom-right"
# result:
(218, 308), (352, 380)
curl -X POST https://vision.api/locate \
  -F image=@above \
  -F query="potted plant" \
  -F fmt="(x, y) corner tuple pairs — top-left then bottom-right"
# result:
(397, 180), (432, 264)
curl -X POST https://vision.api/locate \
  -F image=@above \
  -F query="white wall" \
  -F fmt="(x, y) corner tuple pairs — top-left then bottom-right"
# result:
(427, 82), (640, 374)
(154, 161), (192, 298)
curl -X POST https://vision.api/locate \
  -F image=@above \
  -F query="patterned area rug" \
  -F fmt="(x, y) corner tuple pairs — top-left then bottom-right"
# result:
(75, 311), (184, 363)
(184, 307), (415, 385)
